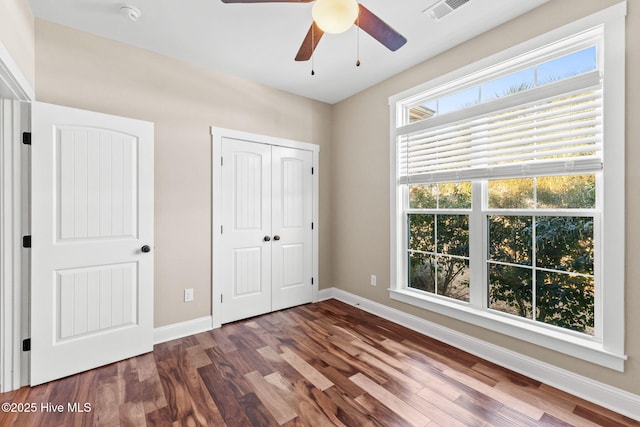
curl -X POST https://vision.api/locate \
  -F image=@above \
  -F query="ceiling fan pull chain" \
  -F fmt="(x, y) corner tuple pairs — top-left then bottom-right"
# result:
(356, 22), (360, 67)
(356, 12), (361, 67)
(311, 24), (316, 76)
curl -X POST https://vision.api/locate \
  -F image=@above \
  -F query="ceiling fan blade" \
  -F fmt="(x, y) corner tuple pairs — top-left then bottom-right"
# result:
(221, 0), (313, 3)
(295, 22), (324, 61)
(356, 4), (407, 52)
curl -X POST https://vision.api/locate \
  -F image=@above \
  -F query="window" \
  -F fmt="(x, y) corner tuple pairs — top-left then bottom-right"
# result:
(390, 5), (626, 370)
(408, 182), (471, 302)
(486, 175), (596, 335)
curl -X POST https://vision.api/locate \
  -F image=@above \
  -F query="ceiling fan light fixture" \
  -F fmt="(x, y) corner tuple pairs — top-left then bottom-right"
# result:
(312, 0), (359, 34)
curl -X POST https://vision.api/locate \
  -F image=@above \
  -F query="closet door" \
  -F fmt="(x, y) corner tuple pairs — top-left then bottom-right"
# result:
(271, 146), (313, 310)
(219, 138), (313, 324)
(220, 139), (272, 323)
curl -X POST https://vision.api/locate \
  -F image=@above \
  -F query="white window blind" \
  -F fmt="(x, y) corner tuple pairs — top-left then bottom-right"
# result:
(398, 71), (603, 184)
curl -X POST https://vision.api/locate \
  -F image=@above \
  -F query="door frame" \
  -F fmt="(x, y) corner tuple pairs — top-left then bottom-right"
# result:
(0, 40), (34, 392)
(211, 127), (320, 328)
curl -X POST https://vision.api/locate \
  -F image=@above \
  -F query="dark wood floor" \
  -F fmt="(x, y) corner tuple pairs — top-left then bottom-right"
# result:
(0, 299), (637, 426)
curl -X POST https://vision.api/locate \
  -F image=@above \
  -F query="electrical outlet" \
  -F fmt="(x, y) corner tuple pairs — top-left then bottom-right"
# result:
(370, 275), (377, 286)
(184, 288), (194, 302)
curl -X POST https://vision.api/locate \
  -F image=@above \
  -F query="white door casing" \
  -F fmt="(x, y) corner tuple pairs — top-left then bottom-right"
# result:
(212, 127), (319, 327)
(30, 102), (154, 385)
(0, 99), (28, 392)
(0, 39), (34, 392)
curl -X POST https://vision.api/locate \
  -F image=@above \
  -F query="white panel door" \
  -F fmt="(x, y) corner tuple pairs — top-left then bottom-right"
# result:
(271, 146), (313, 310)
(220, 139), (313, 323)
(221, 138), (272, 323)
(30, 102), (153, 385)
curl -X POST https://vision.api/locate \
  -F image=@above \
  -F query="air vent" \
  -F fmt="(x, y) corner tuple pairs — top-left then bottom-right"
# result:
(424, 0), (470, 21)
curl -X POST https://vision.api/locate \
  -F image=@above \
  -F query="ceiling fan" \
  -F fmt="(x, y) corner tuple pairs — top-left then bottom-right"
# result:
(220, 0), (407, 61)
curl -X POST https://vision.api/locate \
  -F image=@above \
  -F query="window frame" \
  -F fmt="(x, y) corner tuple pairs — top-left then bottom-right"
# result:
(389, 3), (626, 371)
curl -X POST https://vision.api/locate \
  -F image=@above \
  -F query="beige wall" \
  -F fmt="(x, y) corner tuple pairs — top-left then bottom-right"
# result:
(0, 0), (35, 88)
(23, 0), (640, 396)
(331, 0), (640, 394)
(34, 19), (332, 327)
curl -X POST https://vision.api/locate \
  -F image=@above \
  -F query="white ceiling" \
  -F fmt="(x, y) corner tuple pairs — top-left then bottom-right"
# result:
(28, 0), (549, 104)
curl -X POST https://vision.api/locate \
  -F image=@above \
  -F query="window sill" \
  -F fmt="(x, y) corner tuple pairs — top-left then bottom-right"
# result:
(389, 288), (626, 371)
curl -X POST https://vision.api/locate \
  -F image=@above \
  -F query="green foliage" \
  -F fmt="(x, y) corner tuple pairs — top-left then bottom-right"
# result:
(409, 182), (471, 209)
(489, 264), (532, 318)
(409, 214), (469, 301)
(500, 81), (534, 97)
(409, 185), (437, 209)
(409, 253), (470, 302)
(438, 182), (472, 209)
(488, 175), (595, 209)
(488, 216), (532, 265)
(489, 179), (534, 209)
(537, 175), (595, 209)
(409, 176), (596, 334)
(536, 271), (594, 332)
(489, 215), (594, 333)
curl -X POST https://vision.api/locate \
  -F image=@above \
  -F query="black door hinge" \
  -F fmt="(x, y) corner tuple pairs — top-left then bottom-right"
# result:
(311, 277), (314, 285)
(22, 235), (31, 248)
(22, 338), (31, 352)
(22, 132), (31, 145)
(311, 167), (314, 175)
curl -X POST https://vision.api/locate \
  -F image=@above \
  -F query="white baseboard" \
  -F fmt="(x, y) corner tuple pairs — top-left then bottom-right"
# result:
(153, 316), (214, 345)
(318, 287), (640, 421)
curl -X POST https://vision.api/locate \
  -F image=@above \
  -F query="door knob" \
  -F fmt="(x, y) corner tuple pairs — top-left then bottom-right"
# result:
(263, 236), (271, 242)
(141, 245), (151, 253)
(273, 235), (281, 241)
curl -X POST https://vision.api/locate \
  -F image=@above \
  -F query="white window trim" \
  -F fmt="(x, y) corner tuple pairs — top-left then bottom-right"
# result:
(389, 2), (627, 371)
